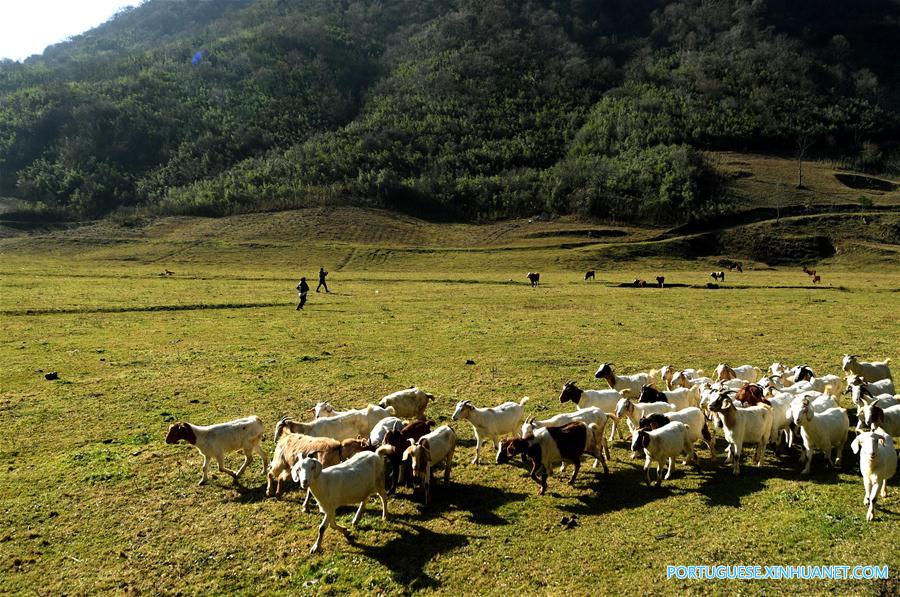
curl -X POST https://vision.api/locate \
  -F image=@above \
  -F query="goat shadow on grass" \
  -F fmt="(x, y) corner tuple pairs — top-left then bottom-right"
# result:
(353, 521), (470, 591)
(225, 479), (270, 503)
(555, 462), (679, 516)
(697, 451), (848, 508)
(398, 481), (528, 526)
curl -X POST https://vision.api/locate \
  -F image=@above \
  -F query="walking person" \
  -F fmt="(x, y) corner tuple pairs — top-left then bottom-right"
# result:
(316, 266), (329, 293)
(296, 277), (309, 310)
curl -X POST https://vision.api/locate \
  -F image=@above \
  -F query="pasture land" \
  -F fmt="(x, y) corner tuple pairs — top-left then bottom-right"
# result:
(1, 210), (899, 595)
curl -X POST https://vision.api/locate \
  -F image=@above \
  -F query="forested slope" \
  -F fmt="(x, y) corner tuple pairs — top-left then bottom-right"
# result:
(1, 0), (898, 222)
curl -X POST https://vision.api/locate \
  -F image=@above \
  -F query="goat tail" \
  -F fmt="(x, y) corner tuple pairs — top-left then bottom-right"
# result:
(648, 368), (660, 384)
(519, 396), (530, 406)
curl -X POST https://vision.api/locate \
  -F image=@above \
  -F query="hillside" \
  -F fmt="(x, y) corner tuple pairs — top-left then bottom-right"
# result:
(1, 0), (899, 222)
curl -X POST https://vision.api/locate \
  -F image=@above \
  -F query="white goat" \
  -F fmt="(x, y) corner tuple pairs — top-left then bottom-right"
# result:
(615, 398), (675, 435)
(764, 391), (795, 449)
(847, 374), (896, 397)
(310, 403), (395, 434)
(850, 431), (898, 521)
(558, 381), (626, 439)
(791, 398), (849, 475)
(842, 355), (893, 383)
(630, 421), (695, 486)
(859, 404), (900, 438)
(848, 386), (899, 433)
(707, 393), (772, 475)
(452, 397), (529, 464)
(714, 364), (762, 383)
(291, 450), (390, 553)
(640, 407), (715, 461)
(402, 425), (457, 504)
(378, 387), (435, 419)
(165, 416), (267, 485)
(669, 371), (711, 390)
(594, 363), (653, 394)
(369, 416), (405, 446)
(275, 411), (368, 442)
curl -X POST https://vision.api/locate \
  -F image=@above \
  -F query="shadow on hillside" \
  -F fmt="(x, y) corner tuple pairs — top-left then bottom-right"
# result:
(396, 480), (527, 526)
(354, 522), (470, 590)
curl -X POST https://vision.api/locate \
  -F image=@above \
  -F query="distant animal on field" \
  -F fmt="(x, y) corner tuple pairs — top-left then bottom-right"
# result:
(729, 262), (743, 272)
(584, 270), (595, 281)
(812, 275), (821, 284)
(633, 279), (647, 288)
(710, 271), (725, 282)
(527, 272), (540, 287)
(656, 276), (665, 288)
(803, 266), (816, 277)
(162, 269), (174, 276)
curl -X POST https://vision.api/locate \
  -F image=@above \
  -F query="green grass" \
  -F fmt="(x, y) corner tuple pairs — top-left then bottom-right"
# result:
(1, 210), (899, 595)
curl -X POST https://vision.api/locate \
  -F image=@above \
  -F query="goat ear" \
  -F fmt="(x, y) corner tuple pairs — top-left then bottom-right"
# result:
(407, 438), (416, 446)
(402, 447), (412, 461)
(878, 436), (886, 446)
(641, 432), (651, 449)
(850, 437), (861, 454)
(419, 438), (430, 451)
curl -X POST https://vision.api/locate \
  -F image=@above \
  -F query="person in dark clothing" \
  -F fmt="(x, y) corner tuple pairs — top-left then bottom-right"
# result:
(317, 267), (329, 293)
(296, 277), (309, 310)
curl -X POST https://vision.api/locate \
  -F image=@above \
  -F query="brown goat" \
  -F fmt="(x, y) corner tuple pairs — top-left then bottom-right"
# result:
(498, 422), (588, 494)
(266, 433), (371, 503)
(527, 272), (540, 287)
(734, 384), (769, 406)
(585, 270), (595, 281)
(382, 420), (435, 492)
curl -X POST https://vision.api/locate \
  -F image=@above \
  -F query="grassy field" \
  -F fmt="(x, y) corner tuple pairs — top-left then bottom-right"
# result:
(1, 209), (899, 595)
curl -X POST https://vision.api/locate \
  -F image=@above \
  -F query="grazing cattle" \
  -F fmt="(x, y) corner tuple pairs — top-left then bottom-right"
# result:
(803, 266), (816, 277)
(710, 271), (725, 282)
(527, 272), (540, 287)
(656, 276), (665, 288)
(728, 262), (743, 272)
(633, 279), (647, 288)
(584, 270), (595, 281)
(812, 275), (821, 284)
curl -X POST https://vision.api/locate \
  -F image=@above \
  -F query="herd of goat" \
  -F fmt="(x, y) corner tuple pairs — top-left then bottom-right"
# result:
(165, 354), (896, 553)
(528, 263), (824, 288)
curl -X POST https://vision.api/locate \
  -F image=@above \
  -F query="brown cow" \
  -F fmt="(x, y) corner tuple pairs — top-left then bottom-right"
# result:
(527, 272), (540, 287)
